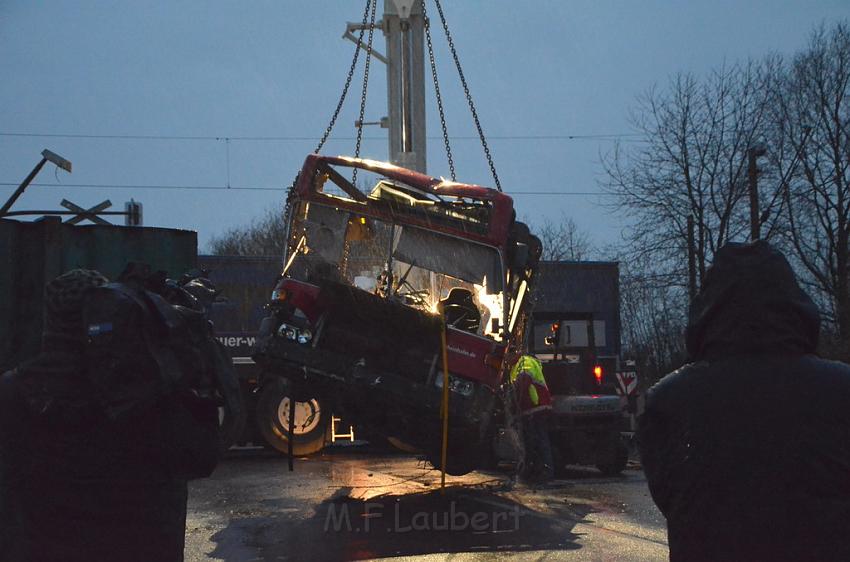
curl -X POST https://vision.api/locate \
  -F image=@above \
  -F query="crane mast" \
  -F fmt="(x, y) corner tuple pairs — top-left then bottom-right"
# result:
(346, 0), (427, 173)
(383, 0), (426, 173)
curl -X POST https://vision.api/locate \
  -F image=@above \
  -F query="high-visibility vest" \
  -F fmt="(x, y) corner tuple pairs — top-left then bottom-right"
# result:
(509, 355), (553, 414)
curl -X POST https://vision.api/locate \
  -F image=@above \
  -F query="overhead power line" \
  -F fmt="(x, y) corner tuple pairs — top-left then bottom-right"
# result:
(0, 131), (644, 142)
(0, 182), (283, 192)
(510, 191), (610, 196)
(0, 181), (611, 196)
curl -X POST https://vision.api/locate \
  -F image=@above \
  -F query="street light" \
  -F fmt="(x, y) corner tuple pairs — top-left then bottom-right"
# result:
(0, 149), (73, 218)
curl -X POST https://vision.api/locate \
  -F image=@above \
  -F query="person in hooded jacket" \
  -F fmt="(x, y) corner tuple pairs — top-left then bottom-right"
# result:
(638, 241), (850, 562)
(0, 268), (224, 562)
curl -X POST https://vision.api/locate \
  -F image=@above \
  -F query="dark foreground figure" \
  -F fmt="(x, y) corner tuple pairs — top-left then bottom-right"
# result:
(639, 241), (850, 562)
(0, 268), (233, 561)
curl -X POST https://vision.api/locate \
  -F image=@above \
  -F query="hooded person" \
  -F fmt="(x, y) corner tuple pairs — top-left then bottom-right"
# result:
(638, 241), (850, 562)
(0, 268), (218, 562)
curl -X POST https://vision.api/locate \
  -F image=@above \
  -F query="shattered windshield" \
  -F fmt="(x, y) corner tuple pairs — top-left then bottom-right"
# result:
(285, 202), (506, 340)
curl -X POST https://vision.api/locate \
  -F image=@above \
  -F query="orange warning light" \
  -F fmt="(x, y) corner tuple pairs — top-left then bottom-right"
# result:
(593, 365), (603, 384)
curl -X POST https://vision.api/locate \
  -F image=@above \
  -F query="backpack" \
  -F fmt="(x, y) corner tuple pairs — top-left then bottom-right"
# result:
(82, 274), (242, 479)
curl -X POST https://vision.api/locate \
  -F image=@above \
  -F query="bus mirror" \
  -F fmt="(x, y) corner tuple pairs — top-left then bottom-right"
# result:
(512, 242), (529, 269)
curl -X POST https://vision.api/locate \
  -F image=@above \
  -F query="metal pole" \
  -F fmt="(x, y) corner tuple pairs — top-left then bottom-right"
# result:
(687, 214), (696, 305)
(748, 146), (766, 241)
(401, 19), (412, 153)
(288, 383), (296, 472)
(440, 314), (450, 493)
(0, 157), (47, 218)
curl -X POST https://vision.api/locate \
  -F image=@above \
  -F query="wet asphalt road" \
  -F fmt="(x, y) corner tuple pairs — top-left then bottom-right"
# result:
(185, 448), (668, 561)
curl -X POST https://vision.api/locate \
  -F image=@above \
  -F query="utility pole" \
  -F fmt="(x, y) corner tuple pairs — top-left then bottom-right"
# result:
(748, 144), (767, 241)
(687, 214), (697, 307)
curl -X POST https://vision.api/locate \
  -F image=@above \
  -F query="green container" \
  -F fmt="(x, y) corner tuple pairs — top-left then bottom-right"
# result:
(0, 217), (197, 371)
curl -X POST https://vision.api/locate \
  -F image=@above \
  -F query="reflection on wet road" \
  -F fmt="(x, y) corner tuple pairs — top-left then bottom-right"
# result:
(185, 449), (667, 561)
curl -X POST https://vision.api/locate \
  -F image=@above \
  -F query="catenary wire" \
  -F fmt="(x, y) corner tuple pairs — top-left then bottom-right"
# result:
(0, 132), (645, 142)
(0, 181), (611, 196)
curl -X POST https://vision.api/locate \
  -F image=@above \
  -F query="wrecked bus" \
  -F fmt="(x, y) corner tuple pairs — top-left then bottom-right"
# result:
(253, 155), (540, 474)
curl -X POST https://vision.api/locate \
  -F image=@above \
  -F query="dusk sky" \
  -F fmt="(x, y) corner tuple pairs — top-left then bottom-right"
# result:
(1, 1), (847, 253)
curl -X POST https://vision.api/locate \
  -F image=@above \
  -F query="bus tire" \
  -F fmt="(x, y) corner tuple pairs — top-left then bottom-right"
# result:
(256, 379), (328, 456)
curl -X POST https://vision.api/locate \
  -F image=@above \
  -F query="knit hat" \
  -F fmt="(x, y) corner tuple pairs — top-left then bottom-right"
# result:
(43, 269), (109, 341)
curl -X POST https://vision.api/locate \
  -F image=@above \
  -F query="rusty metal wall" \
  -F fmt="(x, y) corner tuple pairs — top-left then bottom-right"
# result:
(0, 217), (197, 370)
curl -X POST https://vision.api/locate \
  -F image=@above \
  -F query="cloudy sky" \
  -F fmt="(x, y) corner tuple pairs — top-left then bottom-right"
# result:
(1, 1), (847, 252)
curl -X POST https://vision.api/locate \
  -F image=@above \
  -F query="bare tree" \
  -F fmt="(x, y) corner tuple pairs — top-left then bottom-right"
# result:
(600, 20), (850, 364)
(772, 22), (850, 347)
(536, 213), (594, 261)
(603, 60), (778, 290)
(208, 208), (288, 256)
(602, 54), (789, 377)
(617, 257), (688, 385)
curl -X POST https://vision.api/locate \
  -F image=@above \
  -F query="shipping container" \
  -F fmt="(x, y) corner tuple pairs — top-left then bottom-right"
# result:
(0, 217), (196, 371)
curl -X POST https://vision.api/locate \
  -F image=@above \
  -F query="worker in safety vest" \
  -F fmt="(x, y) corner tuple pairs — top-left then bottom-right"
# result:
(509, 354), (554, 482)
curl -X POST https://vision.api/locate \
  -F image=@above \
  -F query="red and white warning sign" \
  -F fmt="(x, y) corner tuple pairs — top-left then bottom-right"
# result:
(615, 371), (638, 396)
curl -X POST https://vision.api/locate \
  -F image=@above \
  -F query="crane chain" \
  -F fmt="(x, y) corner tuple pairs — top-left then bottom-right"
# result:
(352, 0), (378, 186)
(432, 0), (502, 191)
(421, 0), (456, 181)
(313, 0), (373, 155)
